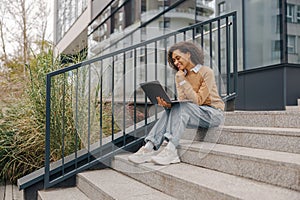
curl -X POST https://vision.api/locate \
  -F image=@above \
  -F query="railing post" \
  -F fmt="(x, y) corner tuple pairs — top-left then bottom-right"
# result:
(226, 17), (230, 96)
(123, 52), (126, 145)
(134, 48), (137, 130)
(144, 45), (148, 126)
(44, 74), (51, 189)
(75, 69), (79, 169)
(217, 19), (222, 95)
(88, 65), (91, 163)
(233, 11), (238, 94)
(209, 22), (213, 68)
(111, 56), (115, 142)
(61, 73), (66, 176)
(100, 62), (103, 153)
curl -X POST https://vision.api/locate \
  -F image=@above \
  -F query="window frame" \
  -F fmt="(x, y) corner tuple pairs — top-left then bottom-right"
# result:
(287, 35), (296, 54)
(286, 4), (295, 23)
(218, 2), (226, 15)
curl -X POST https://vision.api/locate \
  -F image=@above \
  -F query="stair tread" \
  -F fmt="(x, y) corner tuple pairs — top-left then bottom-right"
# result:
(38, 187), (90, 200)
(179, 140), (300, 167)
(115, 154), (300, 200)
(225, 110), (300, 115)
(78, 169), (176, 200)
(222, 125), (300, 136)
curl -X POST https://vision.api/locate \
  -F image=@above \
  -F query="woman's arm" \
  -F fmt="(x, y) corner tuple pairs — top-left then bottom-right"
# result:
(177, 67), (214, 105)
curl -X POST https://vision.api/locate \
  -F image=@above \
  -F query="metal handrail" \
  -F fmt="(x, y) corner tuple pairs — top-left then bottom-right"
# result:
(44, 11), (238, 189)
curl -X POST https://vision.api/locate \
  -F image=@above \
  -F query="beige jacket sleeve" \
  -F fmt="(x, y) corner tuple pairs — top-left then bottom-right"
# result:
(179, 68), (214, 105)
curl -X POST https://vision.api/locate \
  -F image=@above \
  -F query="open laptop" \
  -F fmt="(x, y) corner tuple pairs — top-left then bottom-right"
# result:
(140, 80), (191, 105)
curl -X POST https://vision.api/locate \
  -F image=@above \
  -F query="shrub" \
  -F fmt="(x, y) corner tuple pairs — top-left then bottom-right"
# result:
(0, 46), (80, 183)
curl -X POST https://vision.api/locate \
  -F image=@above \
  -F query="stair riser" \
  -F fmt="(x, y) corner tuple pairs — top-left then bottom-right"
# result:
(77, 175), (114, 200)
(181, 128), (300, 154)
(179, 148), (300, 191)
(224, 113), (300, 128)
(37, 187), (90, 200)
(112, 158), (239, 200)
(203, 130), (300, 154)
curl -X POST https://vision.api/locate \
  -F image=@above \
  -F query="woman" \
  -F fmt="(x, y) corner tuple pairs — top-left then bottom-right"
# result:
(128, 41), (224, 165)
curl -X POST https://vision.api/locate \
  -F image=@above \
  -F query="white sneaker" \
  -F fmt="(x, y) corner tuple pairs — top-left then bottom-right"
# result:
(128, 146), (156, 164)
(151, 148), (180, 165)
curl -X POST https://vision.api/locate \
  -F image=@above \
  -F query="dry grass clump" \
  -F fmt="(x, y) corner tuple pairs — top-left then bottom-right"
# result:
(0, 46), (137, 184)
(0, 48), (80, 183)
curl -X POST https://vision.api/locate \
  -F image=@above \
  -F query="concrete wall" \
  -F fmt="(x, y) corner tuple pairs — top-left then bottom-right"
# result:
(235, 64), (300, 110)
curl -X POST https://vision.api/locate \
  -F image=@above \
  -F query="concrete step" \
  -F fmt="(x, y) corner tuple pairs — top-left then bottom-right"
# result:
(38, 187), (90, 200)
(286, 106), (300, 112)
(285, 98), (300, 111)
(178, 140), (300, 191)
(224, 111), (300, 128)
(113, 154), (300, 200)
(77, 169), (176, 200)
(182, 126), (300, 154)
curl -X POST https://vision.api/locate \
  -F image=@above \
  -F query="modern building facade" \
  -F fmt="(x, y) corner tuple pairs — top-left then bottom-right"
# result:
(54, 0), (300, 110)
(54, 0), (214, 57)
(215, 0), (300, 110)
(54, 0), (215, 100)
(216, 0), (300, 69)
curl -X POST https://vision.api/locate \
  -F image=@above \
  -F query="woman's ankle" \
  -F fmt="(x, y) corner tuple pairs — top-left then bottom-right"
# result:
(144, 141), (154, 151)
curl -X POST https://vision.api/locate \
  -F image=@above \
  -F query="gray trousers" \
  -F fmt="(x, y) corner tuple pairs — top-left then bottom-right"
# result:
(145, 102), (224, 149)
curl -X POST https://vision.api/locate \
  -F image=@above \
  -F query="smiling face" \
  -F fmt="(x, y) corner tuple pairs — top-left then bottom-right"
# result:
(168, 42), (204, 71)
(172, 49), (195, 71)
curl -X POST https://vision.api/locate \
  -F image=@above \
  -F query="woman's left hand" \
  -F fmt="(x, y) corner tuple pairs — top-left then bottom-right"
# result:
(156, 97), (171, 108)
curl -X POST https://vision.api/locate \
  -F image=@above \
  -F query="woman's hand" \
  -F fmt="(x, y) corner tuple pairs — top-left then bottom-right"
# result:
(156, 97), (171, 108)
(175, 70), (186, 82)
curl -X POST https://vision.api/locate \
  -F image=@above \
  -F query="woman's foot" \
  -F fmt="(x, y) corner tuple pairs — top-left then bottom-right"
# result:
(128, 146), (156, 164)
(151, 147), (180, 165)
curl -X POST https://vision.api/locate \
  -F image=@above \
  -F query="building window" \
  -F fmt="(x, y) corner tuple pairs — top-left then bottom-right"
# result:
(55, 0), (88, 43)
(287, 35), (296, 54)
(124, 0), (136, 27)
(159, 18), (170, 29)
(273, 40), (281, 51)
(141, 0), (146, 12)
(271, 40), (281, 59)
(287, 4), (295, 23)
(297, 5), (300, 23)
(276, 15), (280, 33)
(119, 11), (123, 22)
(141, 27), (146, 35)
(218, 2), (226, 15)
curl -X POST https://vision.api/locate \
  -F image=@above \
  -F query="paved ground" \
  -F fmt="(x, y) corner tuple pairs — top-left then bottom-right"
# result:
(0, 182), (23, 200)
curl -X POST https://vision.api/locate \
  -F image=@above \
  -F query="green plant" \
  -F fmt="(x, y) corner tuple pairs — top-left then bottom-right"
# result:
(0, 43), (131, 183)
(0, 45), (81, 183)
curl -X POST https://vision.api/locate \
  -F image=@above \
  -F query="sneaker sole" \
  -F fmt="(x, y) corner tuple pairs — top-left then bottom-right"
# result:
(128, 156), (153, 164)
(151, 157), (180, 165)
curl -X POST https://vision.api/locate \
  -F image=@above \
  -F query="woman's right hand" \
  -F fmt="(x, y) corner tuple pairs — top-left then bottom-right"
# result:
(156, 97), (171, 108)
(175, 70), (186, 82)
